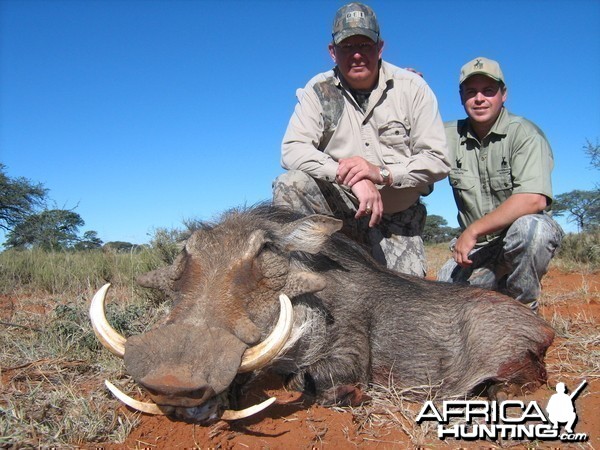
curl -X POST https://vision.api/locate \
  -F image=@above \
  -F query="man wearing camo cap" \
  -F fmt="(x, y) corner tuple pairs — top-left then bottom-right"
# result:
(273, 3), (449, 277)
(438, 57), (564, 312)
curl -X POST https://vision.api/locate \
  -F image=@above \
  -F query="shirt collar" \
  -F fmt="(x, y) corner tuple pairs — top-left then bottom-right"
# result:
(460, 107), (509, 144)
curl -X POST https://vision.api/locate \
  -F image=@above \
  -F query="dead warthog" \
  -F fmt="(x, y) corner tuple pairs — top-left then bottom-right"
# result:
(90, 204), (554, 422)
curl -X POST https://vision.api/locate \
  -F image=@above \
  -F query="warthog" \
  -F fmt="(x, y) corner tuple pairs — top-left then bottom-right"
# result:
(91, 204), (554, 422)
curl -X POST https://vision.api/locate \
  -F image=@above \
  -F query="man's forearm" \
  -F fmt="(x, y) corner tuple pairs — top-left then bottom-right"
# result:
(465, 193), (548, 239)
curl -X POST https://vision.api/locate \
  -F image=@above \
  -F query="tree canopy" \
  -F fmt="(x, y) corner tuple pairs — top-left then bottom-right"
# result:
(0, 163), (47, 232)
(5, 209), (85, 250)
(1, 164), (105, 250)
(553, 190), (600, 232)
(74, 230), (104, 251)
(552, 139), (600, 232)
(423, 214), (460, 244)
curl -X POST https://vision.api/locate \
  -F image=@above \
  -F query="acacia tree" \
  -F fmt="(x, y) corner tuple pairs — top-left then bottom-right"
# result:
(0, 163), (47, 232)
(1, 165), (105, 250)
(584, 138), (600, 172)
(553, 190), (599, 232)
(5, 209), (85, 250)
(552, 140), (600, 232)
(74, 230), (104, 251)
(423, 214), (460, 243)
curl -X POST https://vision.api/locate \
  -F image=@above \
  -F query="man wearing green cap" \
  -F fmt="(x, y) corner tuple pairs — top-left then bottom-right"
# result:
(438, 57), (564, 312)
(273, 2), (449, 277)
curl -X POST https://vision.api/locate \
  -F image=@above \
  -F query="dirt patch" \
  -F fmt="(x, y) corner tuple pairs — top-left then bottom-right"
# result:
(0, 295), (14, 321)
(91, 269), (599, 449)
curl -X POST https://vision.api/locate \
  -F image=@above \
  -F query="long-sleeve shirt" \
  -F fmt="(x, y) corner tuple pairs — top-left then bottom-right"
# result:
(281, 60), (450, 213)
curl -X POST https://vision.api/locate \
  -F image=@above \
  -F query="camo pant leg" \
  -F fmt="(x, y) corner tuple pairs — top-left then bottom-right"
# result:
(437, 239), (503, 290)
(500, 214), (563, 306)
(273, 171), (427, 276)
(437, 214), (563, 310)
(272, 170), (357, 217)
(368, 203), (427, 277)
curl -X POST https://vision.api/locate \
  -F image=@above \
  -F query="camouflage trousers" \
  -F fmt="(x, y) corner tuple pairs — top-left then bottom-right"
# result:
(272, 170), (427, 277)
(437, 213), (564, 311)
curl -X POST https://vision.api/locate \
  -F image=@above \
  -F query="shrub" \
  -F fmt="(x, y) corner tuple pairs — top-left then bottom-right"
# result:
(556, 231), (600, 270)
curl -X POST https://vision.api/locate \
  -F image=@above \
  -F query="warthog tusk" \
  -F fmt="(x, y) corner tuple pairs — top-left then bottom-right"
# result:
(90, 284), (127, 357)
(104, 380), (277, 420)
(94, 287), (290, 419)
(221, 397), (277, 421)
(238, 293), (294, 373)
(105, 380), (163, 415)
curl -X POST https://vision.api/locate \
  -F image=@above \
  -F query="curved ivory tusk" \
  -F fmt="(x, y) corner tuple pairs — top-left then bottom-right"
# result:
(90, 284), (127, 357)
(238, 294), (294, 373)
(105, 380), (277, 421)
(220, 397), (277, 421)
(105, 380), (164, 415)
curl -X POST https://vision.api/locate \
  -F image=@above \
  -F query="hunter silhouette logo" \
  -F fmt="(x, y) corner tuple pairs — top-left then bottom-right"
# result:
(416, 379), (589, 442)
(546, 380), (587, 434)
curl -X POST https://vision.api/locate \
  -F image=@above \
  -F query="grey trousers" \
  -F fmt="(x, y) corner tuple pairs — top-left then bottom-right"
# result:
(437, 213), (564, 310)
(272, 170), (427, 277)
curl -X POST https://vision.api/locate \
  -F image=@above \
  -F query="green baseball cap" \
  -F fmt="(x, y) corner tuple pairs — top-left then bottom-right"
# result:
(459, 57), (505, 85)
(332, 3), (380, 45)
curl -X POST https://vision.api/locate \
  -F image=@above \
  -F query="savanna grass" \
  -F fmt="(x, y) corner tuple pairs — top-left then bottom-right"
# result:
(0, 247), (166, 296)
(553, 231), (600, 272)
(0, 246), (170, 447)
(0, 234), (597, 446)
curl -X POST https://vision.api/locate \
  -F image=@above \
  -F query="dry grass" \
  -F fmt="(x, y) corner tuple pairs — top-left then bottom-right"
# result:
(424, 243), (450, 279)
(0, 250), (167, 447)
(547, 309), (600, 378)
(0, 241), (597, 447)
(348, 382), (439, 447)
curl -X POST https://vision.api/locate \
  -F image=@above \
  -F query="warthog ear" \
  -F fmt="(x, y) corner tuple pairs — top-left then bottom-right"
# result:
(284, 271), (327, 297)
(136, 250), (188, 291)
(277, 214), (342, 254)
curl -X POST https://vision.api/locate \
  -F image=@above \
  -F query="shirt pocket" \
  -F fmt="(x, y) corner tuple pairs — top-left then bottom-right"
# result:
(379, 120), (410, 162)
(489, 173), (513, 204)
(449, 173), (478, 216)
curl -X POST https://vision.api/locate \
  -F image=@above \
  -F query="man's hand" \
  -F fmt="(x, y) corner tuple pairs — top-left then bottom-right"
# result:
(453, 228), (478, 267)
(451, 193), (548, 267)
(336, 156), (383, 187)
(351, 179), (383, 227)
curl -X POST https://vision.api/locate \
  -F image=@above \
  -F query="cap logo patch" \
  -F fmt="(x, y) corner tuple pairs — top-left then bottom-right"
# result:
(346, 11), (365, 21)
(474, 59), (483, 69)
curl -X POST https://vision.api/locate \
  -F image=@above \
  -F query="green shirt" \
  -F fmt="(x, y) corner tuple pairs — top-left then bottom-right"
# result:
(444, 107), (554, 243)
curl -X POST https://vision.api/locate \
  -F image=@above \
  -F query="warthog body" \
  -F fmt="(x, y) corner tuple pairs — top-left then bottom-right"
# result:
(94, 204), (554, 421)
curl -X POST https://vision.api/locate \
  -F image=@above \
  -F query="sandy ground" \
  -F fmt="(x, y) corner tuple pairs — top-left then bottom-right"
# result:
(93, 268), (599, 450)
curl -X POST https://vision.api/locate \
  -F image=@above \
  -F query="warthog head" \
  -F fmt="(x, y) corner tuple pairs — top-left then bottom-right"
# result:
(90, 205), (341, 421)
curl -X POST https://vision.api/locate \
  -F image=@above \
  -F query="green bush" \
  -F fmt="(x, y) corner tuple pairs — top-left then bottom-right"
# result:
(556, 231), (600, 269)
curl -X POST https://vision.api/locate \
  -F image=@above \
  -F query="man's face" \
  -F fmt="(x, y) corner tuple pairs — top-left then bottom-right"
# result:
(329, 35), (383, 91)
(460, 74), (507, 131)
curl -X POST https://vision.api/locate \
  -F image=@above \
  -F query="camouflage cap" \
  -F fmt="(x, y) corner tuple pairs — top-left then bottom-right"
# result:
(459, 57), (505, 85)
(332, 3), (380, 45)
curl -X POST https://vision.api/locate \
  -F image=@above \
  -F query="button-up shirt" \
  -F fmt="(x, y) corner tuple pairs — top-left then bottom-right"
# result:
(281, 61), (449, 213)
(445, 107), (554, 243)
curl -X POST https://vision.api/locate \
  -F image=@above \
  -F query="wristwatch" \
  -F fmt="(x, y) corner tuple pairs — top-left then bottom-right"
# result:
(379, 166), (391, 186)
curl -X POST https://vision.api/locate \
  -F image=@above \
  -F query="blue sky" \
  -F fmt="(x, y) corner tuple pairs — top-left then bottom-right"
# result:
(1, 0), (599, 245)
